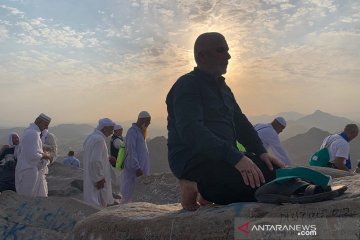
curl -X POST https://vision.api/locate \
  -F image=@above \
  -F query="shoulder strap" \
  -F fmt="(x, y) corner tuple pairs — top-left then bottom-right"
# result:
(324, 135), (338, 149)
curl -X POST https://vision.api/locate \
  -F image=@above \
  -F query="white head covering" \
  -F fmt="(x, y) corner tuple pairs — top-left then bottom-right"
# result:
(96, 118), (116, 130)
(8, 132), (19, 147)
(138, 111), (151, 119)
(114, 124), (123, 130)
(275, 116), (287, 127)
(38, 113), (51, 123)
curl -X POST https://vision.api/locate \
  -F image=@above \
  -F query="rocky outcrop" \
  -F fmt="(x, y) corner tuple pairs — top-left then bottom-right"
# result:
(1, 163), (357, 240)
(47, 162), (84, 200)
(0, 191), (98, 240)
(73, 170), (360, 240)
(132, 173), (180, 204)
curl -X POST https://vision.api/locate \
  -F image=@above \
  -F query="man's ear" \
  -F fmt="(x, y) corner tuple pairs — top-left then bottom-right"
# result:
(197, 51), (206, 64)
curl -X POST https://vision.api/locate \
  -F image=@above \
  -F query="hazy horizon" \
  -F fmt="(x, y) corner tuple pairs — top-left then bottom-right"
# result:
(1, 1), (359, 127)
(1, 109), (359, 129)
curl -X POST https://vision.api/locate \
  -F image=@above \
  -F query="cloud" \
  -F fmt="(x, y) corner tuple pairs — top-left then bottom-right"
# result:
(2, 3), (100, 49)
(0, 4), (25, 18)
(304, 0), (337, 13)
(0, 0), (359, 123)
(0, 24), (9, 39)
(14, 18), (100, 48)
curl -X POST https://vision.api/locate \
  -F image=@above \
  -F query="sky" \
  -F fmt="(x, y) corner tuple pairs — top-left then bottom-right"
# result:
(0, 0), (360, 127)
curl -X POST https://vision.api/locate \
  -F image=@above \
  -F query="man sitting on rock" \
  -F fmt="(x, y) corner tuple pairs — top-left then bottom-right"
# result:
(63, 150), (80, 167)
(318, 124), (358, 171)
(0, 132), (20, 192)
(166, 32), (284, 210)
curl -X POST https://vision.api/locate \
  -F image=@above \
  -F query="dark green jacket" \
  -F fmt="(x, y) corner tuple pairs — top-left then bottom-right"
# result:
(166, 68), (266, 178)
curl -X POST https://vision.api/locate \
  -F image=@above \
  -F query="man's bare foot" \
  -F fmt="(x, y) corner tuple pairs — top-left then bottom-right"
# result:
(180, 179), (199, 211)
(197, 193), (212, 206)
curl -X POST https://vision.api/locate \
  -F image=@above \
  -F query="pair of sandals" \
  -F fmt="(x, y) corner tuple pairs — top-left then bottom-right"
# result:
(255, 167), (347, 204)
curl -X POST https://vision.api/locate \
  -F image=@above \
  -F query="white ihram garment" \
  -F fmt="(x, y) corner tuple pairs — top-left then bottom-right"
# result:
(15, 123), (48, 197)
(83, 129), (114, 207)
(120, 124), (150, 204)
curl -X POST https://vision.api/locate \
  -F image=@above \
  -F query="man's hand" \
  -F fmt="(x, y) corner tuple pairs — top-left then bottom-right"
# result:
(95, 179), (106, 189)
(41, 152), (51, 160)
(259, 153), (285, 171)
(136, 169), (143, 177)
(235, 156), (265, 188)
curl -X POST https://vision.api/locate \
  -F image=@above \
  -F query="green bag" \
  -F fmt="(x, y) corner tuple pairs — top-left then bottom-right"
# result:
(309, 148), (330, 167)
(115, 142), (126, 170)
(236, 141), (246, 153)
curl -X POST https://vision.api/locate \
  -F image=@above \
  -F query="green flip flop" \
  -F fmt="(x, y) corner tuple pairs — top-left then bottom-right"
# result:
(275, 167), (332, 189)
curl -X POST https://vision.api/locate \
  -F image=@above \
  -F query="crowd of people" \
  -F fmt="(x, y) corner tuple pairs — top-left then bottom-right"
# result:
(0, 32), (358, 210)
(0, 111), (152, 208)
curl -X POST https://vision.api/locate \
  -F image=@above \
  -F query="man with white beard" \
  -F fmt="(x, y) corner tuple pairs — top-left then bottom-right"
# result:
(15, 113), (52, 197)
(83, 118), (115, 207)
(120, 111), (151, 204)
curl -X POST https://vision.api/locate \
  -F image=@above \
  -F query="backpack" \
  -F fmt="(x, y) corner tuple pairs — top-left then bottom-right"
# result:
(115, 142), (126, 170)
(309, 148), (331, 167)
(309, 136), (337, 167)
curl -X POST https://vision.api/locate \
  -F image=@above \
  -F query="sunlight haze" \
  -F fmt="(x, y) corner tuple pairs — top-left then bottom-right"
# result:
(0, 0), (359, 127)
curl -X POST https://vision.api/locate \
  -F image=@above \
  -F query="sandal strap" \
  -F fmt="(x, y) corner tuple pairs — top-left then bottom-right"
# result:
(304, 184), (324, 196)
(268, 178), (309, 196)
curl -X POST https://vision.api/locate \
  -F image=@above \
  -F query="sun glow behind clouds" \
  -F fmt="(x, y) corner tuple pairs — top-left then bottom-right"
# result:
(0, 0), (359, 126)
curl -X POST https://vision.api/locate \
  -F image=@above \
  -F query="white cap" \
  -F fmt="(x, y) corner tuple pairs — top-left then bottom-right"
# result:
(138, 111), (151, 119)
(38, 113), (51, 123)
(96, 118), (115, 130)
(275, 116), (286, 127)
(114, 124), (123, 130)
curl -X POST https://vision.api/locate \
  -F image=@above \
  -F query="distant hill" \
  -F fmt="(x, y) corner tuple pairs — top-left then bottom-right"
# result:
(279, 120), (308, 141)
(3, 111), (360, 171)
(49, 124), (94, 156)
(280, 110), (359, 141)
(296, 110), (358, 133)
(282, 127), (330, 166)
(248, 111), (305, 125)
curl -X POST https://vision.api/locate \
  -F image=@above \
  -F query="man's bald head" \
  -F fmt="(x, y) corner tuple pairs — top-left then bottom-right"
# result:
(344, 124), (359, 141)
(193, 32), (231, 77)
(194, 32), (225, 63)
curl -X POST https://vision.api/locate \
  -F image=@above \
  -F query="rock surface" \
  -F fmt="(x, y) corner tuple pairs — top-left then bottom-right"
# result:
(47, 162), (84, 200)
(132, 173), (180, 204)
(0, 191), (98, 240)
(73, 170), (360, 240)
(1, 163), (358, 240)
